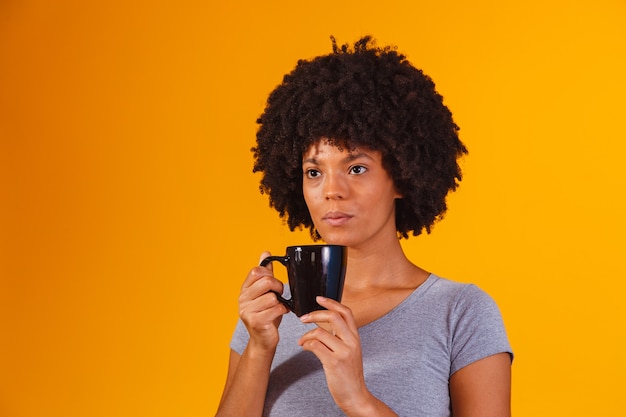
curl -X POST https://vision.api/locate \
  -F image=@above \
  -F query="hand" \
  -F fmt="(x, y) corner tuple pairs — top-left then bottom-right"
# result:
(238, 252), (289, 354)
(298, 297), (372, 414)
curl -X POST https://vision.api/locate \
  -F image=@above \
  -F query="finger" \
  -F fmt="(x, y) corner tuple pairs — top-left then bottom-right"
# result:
(317, 296), (358, 333)
(242, 254), (280, 284)
(241, 294), (288, 321)
(305, 297), (358, 334)
(241, 274), (284, 301)
(300, 309), (353, 343)
(298, 326), (344, 353)
(258, 251), (273, 273)
(241, 251), (274, 289)
(300, 337), (337, 365)
(243, 290), (283, 312)
(299, 330), (358, 369)
(316, 296), (348, 313)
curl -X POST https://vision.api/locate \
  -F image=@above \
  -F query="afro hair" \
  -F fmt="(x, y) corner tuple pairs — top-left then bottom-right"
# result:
(252, 36), (468, 239)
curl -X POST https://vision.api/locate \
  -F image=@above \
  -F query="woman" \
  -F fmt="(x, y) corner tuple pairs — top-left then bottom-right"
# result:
(217, 36), (512, 417)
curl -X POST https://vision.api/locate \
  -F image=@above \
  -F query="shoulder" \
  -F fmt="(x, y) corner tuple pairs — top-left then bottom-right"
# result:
(425, 276), (513, 373)
(412, 274), (495, 314)
(423, 275), (504, 325)
(425, 274), (499, 311)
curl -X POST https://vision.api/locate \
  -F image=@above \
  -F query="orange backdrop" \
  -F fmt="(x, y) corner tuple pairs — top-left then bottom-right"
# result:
(1, 1), (624, 416)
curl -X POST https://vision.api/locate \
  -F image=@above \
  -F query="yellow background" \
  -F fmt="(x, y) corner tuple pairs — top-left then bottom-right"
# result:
(1, 1), (624, 416)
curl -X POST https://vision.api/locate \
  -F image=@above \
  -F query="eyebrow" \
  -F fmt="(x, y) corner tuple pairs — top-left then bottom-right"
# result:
(303, 152), (375, 165)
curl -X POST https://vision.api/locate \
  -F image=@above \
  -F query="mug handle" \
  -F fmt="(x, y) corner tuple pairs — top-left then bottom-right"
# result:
(260, 255), (293, 311)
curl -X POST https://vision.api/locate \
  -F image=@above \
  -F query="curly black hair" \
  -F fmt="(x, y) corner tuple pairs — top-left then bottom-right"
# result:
(252, 36), (467, 240)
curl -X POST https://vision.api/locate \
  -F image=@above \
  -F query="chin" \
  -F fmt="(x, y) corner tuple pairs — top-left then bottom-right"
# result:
(317, 231), (356, 247)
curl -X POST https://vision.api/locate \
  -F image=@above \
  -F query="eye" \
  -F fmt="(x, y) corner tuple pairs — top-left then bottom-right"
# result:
(305, 169), (321, 178)
(349, 165), (367, 175)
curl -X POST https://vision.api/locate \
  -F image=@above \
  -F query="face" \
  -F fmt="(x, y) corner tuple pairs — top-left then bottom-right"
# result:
(302, 140), (401, 250)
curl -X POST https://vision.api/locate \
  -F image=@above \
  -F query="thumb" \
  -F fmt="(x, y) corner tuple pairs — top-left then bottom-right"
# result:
(259, 251), (273, 272)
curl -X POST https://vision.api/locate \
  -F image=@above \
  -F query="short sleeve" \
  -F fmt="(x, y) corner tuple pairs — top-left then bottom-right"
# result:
(449, 285), (513, 375)
(230, 319), (250, 355)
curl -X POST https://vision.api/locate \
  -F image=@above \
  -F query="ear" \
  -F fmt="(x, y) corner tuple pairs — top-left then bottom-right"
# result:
(393, 186), (403, 200)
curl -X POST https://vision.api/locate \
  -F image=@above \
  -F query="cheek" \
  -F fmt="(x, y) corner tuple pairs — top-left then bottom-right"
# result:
(302, 187), (316, 212)
(302, 179), (324, 202)
(302, 185), (311, 204)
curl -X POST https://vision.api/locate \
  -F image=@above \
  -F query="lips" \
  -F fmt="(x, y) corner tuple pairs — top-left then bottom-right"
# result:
(322, 211), (353, 226)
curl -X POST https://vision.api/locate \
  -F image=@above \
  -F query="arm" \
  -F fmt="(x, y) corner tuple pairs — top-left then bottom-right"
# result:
(216, 253), (289, 417)
(449, 352), (512, 417)
(216, 347), (274, 417)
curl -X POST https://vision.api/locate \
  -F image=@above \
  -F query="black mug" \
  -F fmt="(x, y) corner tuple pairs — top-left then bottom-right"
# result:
(260, 245), (347, 316)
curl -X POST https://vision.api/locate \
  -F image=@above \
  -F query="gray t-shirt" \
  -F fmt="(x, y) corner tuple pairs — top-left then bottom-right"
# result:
(230, 274), (512, 416)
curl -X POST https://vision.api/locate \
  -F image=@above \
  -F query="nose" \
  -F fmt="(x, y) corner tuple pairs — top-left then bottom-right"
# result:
(324, 172), (347, 200)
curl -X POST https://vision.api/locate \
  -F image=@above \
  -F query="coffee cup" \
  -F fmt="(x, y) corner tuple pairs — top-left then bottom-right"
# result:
(260, 245), (347, 317)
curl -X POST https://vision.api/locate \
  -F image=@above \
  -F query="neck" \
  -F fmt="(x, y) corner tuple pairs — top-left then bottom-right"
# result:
(343, 237), (426, 292)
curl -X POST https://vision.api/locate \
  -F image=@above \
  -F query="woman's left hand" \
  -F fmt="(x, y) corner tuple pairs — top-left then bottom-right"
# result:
(298, 296), (371, 414)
